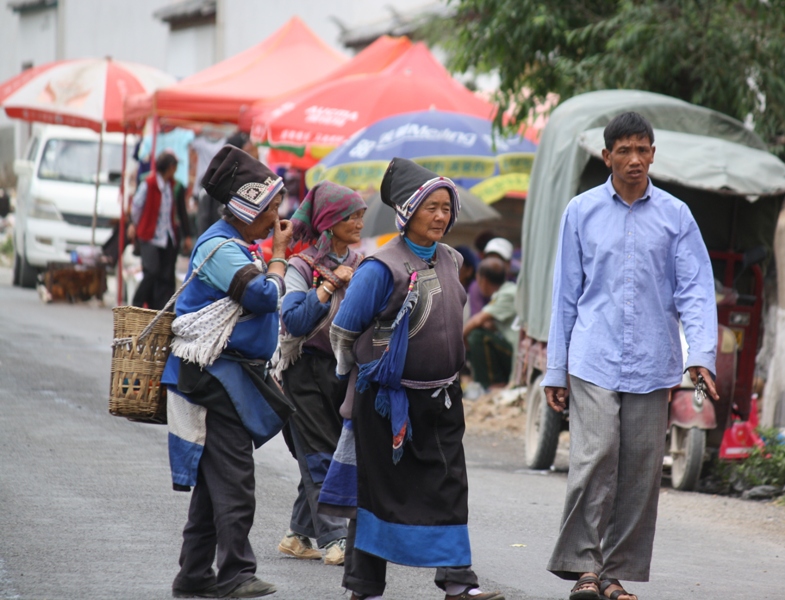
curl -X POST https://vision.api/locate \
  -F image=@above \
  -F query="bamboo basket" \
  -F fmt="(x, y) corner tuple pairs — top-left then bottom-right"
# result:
(109, 306), (176, 424)
(108, 238), (241, 424)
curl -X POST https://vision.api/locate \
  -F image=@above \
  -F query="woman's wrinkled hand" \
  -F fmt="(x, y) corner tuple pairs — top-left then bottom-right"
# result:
(332, 265), (354, 286)
(272, 219), (293, 257)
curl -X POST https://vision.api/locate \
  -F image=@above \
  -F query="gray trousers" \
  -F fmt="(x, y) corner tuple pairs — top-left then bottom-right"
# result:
(547, 375), (669, 582)
(173, 406), (257, 597)
(288, 426), (348, 547)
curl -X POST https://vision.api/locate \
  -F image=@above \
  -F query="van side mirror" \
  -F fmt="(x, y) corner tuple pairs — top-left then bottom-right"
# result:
(14, 159), (32, 176)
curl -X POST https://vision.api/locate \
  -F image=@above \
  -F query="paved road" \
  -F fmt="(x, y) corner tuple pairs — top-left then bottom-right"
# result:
(0, 268), (783, 600)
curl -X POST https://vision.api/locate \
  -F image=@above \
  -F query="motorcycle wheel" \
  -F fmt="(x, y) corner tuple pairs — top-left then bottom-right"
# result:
(525, 375), (561, 470)
(670, 425), (705, 491)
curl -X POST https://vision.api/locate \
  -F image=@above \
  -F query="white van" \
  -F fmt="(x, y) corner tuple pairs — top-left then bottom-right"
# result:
(12, 125), (135, 287)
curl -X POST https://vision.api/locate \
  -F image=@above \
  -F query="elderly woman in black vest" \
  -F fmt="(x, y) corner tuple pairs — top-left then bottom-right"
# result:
(329, 158), (504, 600)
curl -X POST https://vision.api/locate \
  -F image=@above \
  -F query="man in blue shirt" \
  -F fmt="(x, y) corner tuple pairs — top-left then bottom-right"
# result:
(542, 112), (719, 600)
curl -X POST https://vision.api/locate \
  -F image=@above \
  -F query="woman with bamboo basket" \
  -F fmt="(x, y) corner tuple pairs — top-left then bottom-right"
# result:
(160, 145), (294, 599)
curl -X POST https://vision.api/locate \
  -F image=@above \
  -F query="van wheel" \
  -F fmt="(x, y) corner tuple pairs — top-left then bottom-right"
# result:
(13, 245), (38, 289)
(525, 375), (562, 469)
(12, 248), (20, 286)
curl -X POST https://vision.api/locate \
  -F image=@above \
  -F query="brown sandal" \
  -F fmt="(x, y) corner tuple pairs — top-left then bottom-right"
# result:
(570, 575), (601, 600)
(599, 579), (637, 600)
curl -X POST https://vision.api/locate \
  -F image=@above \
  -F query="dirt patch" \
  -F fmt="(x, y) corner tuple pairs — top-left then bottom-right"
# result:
(463, 386), (527, 435)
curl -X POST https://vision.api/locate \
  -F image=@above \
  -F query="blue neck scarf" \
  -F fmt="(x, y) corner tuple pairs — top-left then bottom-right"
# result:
(403, 236), (437, 260)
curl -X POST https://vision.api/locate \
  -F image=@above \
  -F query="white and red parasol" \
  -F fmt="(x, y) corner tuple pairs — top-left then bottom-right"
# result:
(0, 57), (175, 305)
(0, 57), (175, 132)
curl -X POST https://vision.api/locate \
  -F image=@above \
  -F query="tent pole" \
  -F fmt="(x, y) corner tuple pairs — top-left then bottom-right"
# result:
(151, 116), (159, 175)
(91, 121), (105, 246)
(117, 128), (128, 306)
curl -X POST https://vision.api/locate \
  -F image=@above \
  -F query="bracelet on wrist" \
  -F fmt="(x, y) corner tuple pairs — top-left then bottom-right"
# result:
(268, 257), (288, 268)
(322, 284), (335, 295)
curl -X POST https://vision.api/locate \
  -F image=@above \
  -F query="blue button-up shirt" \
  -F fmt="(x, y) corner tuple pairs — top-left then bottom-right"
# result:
(542, 176), (717, 393)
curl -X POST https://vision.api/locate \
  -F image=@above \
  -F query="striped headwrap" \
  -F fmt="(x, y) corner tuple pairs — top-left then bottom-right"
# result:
(379, 158), (461, 234)
(201, 144), (284, 223)
(226, 177), (285, 224)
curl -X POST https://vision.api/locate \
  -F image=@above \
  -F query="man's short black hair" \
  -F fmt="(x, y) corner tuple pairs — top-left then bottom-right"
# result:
(155, 151), (178, 174)
(477, 257), (506, 287)
(604, 112), (654, 151)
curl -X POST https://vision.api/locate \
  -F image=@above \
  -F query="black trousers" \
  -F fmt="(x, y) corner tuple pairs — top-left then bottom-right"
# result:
(343, 519), (478, 597)
(282, 354), (348, 546)
(172, 404), (257, 597)
(133, 238), (178, 310)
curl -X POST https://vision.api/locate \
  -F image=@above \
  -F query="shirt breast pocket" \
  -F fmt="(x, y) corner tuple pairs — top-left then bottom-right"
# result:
(640, 228), (676, 278)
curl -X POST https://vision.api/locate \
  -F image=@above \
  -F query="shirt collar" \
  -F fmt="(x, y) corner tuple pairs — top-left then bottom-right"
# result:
(327, 250), (348, 265)
(604, 175), (652, 206)
(156, 173), (167, 191)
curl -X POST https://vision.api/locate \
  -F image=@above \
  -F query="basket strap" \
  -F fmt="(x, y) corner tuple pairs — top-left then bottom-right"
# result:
(114, 237), (248, 347)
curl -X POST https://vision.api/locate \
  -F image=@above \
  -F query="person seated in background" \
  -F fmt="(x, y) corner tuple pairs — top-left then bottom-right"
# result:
(463, 256), (517, 390)
(466, 237), (513, 316)
(473, 229), (496, 257)
(454, 245), (478, 291)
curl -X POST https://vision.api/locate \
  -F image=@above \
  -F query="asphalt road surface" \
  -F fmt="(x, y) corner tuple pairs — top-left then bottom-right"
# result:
(0, 267), (783, 600)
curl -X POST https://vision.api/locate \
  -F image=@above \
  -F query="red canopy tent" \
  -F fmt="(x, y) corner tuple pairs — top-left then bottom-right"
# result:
(252, 42), (496, 167)
(240, 35), (413, 132)
(123, 16), (347, 126)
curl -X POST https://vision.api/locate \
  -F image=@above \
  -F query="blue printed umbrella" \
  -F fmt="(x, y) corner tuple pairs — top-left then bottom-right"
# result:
(305, 110), (537, 197)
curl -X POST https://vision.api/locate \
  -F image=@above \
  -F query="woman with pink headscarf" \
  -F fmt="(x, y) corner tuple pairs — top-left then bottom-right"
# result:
(274, 181), (367, 568)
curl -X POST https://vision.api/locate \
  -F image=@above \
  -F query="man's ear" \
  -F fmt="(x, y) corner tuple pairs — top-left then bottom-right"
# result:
(601, 148), (612, 169)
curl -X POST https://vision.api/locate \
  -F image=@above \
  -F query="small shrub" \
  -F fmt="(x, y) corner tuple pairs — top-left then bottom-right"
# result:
(0, 234), (12, 258)
(721, 427), (785, 491)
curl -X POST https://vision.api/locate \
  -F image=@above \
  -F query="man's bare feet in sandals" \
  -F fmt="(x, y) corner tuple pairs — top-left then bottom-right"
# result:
(569, 573), (600, 600)
(599, 579), (637, 600)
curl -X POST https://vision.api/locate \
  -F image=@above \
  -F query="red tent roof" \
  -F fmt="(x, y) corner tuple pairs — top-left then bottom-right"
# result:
(255, 42), (495, 154)
(124, 16), (347, 125)
(240, 35), (413, 131)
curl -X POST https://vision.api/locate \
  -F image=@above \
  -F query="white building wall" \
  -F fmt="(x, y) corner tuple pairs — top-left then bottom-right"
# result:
(0, 6), (20, 81)
(62, 0), (169, 70)
(0, 6), (22, 175)
(166, 24), (216, 80)
(224, 0), (432, 58)
(17, 8), (57, 68)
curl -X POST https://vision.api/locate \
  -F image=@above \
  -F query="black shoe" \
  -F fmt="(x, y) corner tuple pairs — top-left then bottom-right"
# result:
(224, 577), (277, 598)
(172, 584), (219, 598)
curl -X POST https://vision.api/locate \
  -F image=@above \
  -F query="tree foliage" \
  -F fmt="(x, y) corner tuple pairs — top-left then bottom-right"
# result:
(445, 0), (785, 151)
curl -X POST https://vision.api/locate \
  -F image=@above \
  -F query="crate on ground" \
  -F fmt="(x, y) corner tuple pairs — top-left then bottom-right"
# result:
(43, 261), (106, 302)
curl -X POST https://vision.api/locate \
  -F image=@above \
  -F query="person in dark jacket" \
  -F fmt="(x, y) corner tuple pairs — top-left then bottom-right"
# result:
(162, 145), (294, 599)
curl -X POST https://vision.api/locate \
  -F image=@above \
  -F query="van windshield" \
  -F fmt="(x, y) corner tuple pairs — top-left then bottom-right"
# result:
(38, 139), (125, 185)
